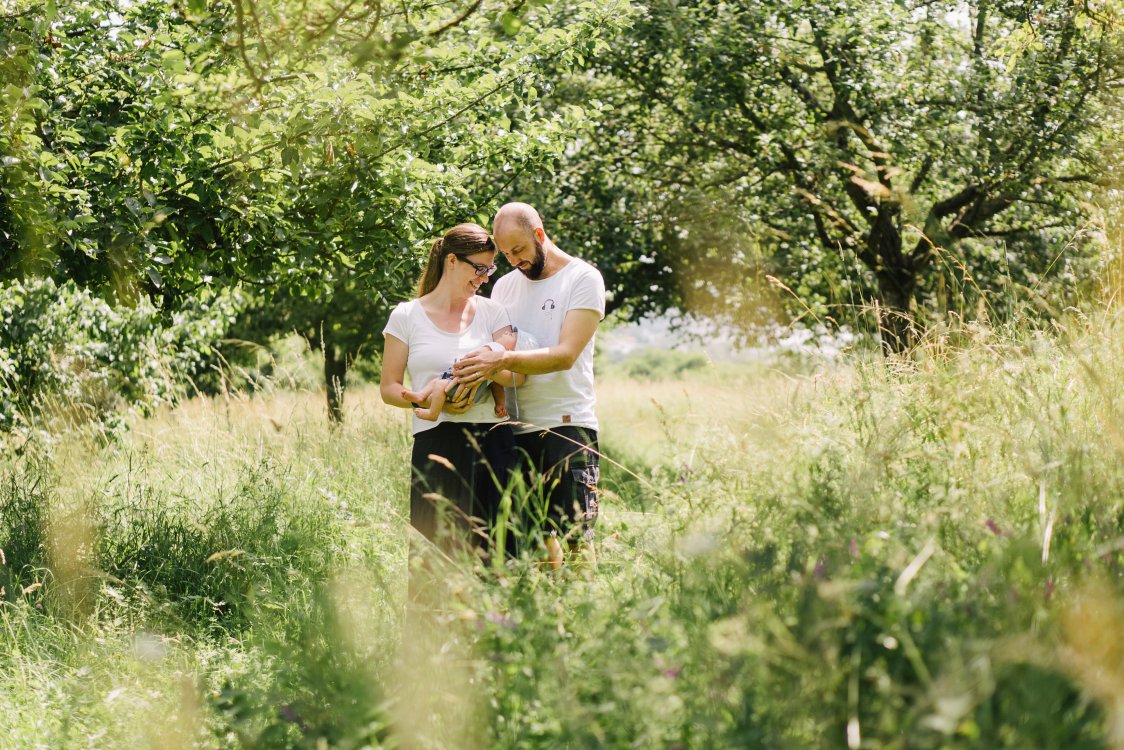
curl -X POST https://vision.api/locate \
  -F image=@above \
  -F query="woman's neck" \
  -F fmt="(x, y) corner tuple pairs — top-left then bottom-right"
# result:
(425, 280), (472, 311)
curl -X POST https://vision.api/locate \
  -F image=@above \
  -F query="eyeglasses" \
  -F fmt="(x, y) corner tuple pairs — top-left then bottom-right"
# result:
(456, 256), (498, 277)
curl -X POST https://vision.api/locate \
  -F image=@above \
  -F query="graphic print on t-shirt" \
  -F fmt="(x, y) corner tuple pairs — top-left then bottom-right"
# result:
(541, 298), (556, 326)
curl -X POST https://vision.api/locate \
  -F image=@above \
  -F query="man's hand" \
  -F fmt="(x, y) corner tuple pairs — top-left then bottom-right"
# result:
(452, 346), (507, 389)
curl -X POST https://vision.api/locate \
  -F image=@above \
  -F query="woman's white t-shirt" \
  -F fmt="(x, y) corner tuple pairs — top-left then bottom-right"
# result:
(383, 296), (511, 435)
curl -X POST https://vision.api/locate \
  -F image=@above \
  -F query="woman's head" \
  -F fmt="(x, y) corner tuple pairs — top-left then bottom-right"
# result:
(416, 223), (498, 297)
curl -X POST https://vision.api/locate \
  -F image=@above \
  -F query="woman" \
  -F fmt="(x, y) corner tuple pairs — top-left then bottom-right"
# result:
(380, 223), (521, 561)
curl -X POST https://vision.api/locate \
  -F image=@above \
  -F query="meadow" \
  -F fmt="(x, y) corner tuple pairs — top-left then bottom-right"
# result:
(2, 315), (1124, 750)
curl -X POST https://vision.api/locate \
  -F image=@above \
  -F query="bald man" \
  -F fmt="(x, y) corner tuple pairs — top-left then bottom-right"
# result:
(453, 202), (605, 566)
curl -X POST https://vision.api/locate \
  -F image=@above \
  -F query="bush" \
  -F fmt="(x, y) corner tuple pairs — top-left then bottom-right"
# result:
(93, 459), (343, 627)
(0, 455), (345, 627)
(0, 277), (242, 434)
(210, 577), (395, 750)
(611, 348), (710, 381)
(0, 464), (49, 601)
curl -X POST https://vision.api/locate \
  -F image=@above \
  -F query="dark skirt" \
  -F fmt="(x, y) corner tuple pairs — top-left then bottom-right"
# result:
(409, 420), (517, 553)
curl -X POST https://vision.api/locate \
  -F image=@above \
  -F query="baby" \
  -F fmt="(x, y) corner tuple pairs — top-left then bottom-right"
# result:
(405, 325), (534, 421)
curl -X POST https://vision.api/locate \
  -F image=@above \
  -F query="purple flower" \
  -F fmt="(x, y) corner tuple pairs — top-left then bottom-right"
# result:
(485, 611), (515, 628)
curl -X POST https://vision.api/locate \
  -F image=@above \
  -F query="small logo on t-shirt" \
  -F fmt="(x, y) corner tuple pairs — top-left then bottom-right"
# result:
(541, 298), (556, 324)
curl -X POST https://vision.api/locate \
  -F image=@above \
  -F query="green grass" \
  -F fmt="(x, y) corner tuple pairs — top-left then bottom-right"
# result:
(2, 314), (1124, 749)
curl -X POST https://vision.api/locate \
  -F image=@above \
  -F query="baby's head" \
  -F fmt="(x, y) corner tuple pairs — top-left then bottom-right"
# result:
(494, 325), (520, 351)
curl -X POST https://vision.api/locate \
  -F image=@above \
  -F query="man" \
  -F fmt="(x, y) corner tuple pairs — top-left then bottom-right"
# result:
(452, 202), (605, 568)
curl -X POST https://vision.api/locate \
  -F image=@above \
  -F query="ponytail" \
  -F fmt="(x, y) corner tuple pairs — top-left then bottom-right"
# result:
(414, 224), (495, 298)
(416, 237), (445, 297)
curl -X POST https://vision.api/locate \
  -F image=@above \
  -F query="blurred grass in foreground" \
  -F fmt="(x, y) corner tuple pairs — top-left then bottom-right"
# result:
(2, 311), (1124, 748)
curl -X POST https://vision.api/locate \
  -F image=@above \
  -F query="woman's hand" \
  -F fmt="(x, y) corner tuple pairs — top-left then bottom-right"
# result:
(442, 378), (481, 413)
(443, 399), (473, 414)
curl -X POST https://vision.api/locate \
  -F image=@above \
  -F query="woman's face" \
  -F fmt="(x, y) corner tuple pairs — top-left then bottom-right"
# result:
(448, 250), (498, 296)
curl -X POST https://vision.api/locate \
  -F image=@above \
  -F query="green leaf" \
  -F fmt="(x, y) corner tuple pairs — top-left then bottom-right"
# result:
(501, 12), (523, 35)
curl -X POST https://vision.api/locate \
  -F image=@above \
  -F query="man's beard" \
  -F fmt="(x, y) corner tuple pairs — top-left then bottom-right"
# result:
(519, 237), (547, 279)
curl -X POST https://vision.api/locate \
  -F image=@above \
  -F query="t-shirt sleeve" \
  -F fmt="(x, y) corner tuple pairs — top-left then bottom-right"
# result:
(382, 302), (410, 343)
(486, 298), (512, 337)
(567, 264), (607, 319)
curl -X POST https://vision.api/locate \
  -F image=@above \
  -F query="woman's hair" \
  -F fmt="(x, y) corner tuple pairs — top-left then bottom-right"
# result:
(416, 223), (495, 297)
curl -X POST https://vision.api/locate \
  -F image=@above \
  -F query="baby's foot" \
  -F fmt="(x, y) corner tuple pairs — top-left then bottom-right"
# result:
(414, 407), (440, 421)
(402, 387), (427, 404)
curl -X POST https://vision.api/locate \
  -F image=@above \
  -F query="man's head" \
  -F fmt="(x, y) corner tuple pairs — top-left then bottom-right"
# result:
(493, 202), (548, 280)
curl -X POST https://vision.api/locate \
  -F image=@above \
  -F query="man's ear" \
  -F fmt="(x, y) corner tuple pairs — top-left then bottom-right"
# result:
(534, 226), (546, 243)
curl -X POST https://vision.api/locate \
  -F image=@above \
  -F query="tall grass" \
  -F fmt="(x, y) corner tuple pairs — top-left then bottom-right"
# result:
(2, 312), (1124, 748)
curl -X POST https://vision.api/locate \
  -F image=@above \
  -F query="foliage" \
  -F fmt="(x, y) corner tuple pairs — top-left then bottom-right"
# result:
(92, 458), (343, 627)
(0, 276), (240, 434)
(0, 0), (245, 302)
(3, 309), (1124, 746)
(1, 0), (635, 419)
(0, 463), (49, 601)
(517, 0), (1124, 350)
(605, 347), (709, 381)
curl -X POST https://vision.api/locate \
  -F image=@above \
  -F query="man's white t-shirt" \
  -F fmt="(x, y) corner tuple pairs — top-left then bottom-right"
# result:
(491, 258), (606, 433)
(382, 296), (510, 435)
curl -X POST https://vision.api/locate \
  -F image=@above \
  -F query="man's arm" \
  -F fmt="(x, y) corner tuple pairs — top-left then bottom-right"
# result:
(453, 308), (600, 384)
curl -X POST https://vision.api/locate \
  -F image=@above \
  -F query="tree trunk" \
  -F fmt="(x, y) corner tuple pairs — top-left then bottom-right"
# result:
(864, 205), (919, 356)
(324, 343), (347, 424)
(875, 266), (918, 356)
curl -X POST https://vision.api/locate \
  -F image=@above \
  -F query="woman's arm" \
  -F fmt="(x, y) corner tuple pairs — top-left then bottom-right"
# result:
(379, 334), (416, 408)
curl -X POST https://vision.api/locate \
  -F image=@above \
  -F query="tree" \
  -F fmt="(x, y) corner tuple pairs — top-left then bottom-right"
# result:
(521, 0), (1124, 351)
(1, 0), (633, 419)
(0, 0), (250, 302)
(212, 0), (627, 419)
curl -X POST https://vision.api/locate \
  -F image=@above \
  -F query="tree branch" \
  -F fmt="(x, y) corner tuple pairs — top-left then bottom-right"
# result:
(974, 221), (1069, 237)
(0, 5), (41, 19)
(777, 64), (827, 115)
(233, 0), (265, 87)
(910, 154), (933, 194)
(931, 184), (984, 219)
(302, 0), (366, 42)
(428, 0), (484, 38)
